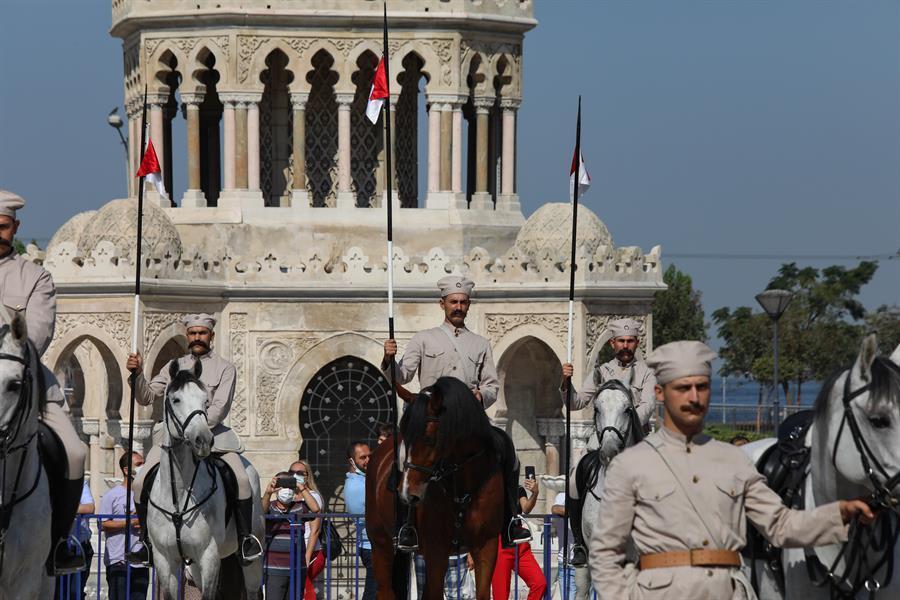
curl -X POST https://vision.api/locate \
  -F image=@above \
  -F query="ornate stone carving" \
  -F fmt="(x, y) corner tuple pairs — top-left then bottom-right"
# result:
(514, 202), (612, 265)
(238, 36), (268, 83)
(143, 312), (189, 353)
(172, 38), (199, 56)
(286, 38), (315, 57)
(332, 39), (357, 57)
(211, 35), (230, 60)
(422, 39), (454, 86)
(484, 313), (568, 347)
(584, 314), (648, 357)
(255, 336), (318, 435)
(144, 38), (165, 60)
(50, 312), (131, 353)
(229, 314), (248, 434)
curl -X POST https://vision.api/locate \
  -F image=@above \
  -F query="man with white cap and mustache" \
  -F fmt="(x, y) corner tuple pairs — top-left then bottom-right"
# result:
(590, 340), (875, 599)
(125, 313), (263, 564)
(0, 190), (89, 574)
(382, 275), (533, 550)
(560, 317), (657, 566)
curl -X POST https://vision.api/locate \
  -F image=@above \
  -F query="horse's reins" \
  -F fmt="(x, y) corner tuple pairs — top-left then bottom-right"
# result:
(0, 317), (44, 574)
(811, 362), (900, 598)
(147, 386), (218, 566)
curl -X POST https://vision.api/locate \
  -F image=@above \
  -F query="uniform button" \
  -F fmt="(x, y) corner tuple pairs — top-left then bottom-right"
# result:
(702, 539), (709, 546)
(706, 570), (714, 577)
(692, 475), (699, 483)
(452, 366), (457, 370)
(686, 447), (692, 453)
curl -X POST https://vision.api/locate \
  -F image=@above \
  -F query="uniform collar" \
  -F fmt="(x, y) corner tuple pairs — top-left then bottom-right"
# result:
(0, 250), (16, 266)
(185, 350), (216, 361)
(616, 357), (636, 369)
(652, 424), (710, 449)
(441, 321), (468, 337)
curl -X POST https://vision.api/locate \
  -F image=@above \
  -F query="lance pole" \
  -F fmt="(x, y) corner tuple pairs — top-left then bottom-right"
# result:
(123, 85), (148, 562)
(562, 96), (582, 569)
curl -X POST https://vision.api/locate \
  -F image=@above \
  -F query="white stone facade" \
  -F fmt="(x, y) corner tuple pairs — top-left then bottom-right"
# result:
(38, 2), (665, 515)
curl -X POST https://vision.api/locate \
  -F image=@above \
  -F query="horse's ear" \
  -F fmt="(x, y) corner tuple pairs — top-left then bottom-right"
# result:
(193, 358), (202, 379)
(9, 312), (27, 343)
(890, 342), (900, 367)
(168, 359), (180, 380)
(852, 333), (879, 384)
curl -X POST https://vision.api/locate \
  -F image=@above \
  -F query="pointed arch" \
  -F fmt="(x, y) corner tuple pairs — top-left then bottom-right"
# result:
(245, 40), (300, 93)
(343, 40), (384, 86)
(390, 45), (438, 92)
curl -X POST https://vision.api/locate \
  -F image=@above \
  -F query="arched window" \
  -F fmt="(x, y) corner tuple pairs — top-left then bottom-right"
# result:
(299, 355), (392, 501)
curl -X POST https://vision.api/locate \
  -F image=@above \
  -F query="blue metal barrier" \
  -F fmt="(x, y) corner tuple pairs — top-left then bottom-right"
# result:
(56, 512), (585, 600)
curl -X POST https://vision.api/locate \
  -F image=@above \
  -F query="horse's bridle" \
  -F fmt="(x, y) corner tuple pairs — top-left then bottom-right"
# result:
(402, 414), (485, 487)
(593, 379), (645, 450)
(0, 347), (34, 454)
(832, 363), (900, 511)
(162, 391), (209, 447)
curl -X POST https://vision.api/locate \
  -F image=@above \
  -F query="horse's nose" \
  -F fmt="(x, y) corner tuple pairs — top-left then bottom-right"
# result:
(194, 433), (212, 457)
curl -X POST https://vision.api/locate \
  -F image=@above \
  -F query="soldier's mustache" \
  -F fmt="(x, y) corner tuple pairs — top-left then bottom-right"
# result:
(0, 239), (10, 247)
(682, 403), (704, 414)
(190, 340), (209, 349)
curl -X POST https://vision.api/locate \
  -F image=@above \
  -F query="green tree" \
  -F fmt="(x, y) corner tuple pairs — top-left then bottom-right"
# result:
(714, 261), (877, 405)
(866, 305), (900, 355)
(653, 264), (708, 346)
(13, 238), (25, 254)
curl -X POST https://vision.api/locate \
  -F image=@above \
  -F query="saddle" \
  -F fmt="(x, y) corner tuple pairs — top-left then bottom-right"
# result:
(746, 410), (815, 593)
(37, 421), (69, 491)
(142, 453), (237, 526)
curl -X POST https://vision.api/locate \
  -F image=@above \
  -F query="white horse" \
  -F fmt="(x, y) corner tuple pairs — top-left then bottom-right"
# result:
(748, 335), (900, 600)
(580, 373), (644, 552)
(147, 359), (264, 600)
(0, 308), (52, 599)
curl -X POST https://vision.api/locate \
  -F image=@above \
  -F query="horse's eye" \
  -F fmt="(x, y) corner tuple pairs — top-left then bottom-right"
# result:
(6, 380), (21, 393)
(171, 397), (181, 405)
(868, 416), (891, 429)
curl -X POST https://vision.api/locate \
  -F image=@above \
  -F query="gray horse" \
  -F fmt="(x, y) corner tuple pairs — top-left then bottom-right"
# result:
(147, 360), (264, 600)
(0, 307), (52, 599)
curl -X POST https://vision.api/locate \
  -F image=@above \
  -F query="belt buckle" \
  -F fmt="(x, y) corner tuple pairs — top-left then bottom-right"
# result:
(689, 548), (702, 566)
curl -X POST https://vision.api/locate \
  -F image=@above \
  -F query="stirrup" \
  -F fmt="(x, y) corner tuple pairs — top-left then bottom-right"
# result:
(507, 516), (532, 545)
(569, 544), (588, 567)
(47, 537), (86, 576)
(240, 534), (263, 563)
(395, 523), (419, 553)
(127, 544), (153, 568)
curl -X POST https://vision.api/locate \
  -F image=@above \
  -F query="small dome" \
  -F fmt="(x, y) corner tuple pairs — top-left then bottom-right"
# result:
(515, 202), (613, 262)
(77, 199), (182, 260)
(47, 210), (97, 252)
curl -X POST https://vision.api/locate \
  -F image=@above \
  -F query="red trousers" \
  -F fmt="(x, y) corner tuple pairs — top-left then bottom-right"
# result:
(491, 537), (547, 600)
(304, 549), (326, 600)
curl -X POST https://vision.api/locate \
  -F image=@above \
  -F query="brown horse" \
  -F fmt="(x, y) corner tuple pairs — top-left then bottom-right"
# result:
(366, 377), (505, 600)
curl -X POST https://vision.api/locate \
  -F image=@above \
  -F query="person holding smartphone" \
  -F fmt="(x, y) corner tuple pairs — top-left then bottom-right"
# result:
(491, 467), (547, 600)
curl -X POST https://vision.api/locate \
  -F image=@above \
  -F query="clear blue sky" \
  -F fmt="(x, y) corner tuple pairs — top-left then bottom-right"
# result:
(1, 1), (897, 342)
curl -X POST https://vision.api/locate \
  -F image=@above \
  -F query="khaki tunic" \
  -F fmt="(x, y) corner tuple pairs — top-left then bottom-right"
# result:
(0, 251), (85, 478)
(568, 358), (657, 428)
(591, 427), (849, 600)
(384, 322), (500, 409)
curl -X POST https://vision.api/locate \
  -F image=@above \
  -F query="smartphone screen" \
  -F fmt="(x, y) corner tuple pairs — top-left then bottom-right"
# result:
(276, 476), (296, 489)
(524, 466), (536, 480)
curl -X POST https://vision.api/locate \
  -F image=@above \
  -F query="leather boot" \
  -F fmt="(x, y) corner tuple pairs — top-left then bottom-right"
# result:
(236, 498), (263, 564)
(567, 494), (588, 567)
(126, 500), (152, 566)
(45, 479), (87, 576)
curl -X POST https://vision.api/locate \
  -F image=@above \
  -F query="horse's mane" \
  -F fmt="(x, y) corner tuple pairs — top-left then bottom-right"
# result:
(400, 377), (498, 455)
(814, 356), (900, 418)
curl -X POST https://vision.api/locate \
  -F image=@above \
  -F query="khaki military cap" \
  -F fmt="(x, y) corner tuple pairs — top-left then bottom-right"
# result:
(0, 190), (25, 218)
(646, 340), (717, 384)
(437, 275), (475, 298)
(181, 313), (216, 331)
(608, 318), (641, 339)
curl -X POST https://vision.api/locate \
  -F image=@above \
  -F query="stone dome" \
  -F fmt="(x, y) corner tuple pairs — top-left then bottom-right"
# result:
(77, 199), (182, 260)
(514, 202), (613, 262)
(47, 210), (97, 253)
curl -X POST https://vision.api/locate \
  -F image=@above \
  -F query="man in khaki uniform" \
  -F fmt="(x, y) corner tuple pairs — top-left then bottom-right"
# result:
(590, 340), (875, 600)
(126, 314), (263, 564)
(561, 318), (658, 566)
(382, 275), (531, 549)
(0, 190), (88, 574)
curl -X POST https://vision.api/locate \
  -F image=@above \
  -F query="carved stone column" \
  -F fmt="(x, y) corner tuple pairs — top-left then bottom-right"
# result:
(147, 93), (169, 207)
(219, 93), (264, 209)
(537, 418), (566, 477)
(181, 93), (206, 207)
(337, 93), (354, 209)
(451, 99), (464, 195)
(126, 100), (139, 198)
(427, 101), (441, 195)
(471, 96), (494, 210)
(290, 93), (309, 207)
(498, 98), (521, 212)
(440, 103), (452, 192)
(248, 98), (261, 192)
(381, 96), (400, 208)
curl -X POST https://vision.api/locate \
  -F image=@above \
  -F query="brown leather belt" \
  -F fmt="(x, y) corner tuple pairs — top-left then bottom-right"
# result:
(639, 549), (741, 570)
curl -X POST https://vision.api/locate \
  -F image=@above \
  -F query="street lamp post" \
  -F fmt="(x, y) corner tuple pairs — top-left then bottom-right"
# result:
(107, 108), (130, 196)
(755, 289), (794, 430)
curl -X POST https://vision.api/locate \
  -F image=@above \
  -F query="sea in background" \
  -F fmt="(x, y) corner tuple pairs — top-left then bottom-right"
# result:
(704, 376), (823, 434)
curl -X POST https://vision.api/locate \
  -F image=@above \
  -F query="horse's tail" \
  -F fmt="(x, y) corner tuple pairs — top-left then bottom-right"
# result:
(391, 549), (410, 600)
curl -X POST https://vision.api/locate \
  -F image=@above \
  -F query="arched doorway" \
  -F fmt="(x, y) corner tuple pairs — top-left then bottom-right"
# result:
(299, 355), (392, 502)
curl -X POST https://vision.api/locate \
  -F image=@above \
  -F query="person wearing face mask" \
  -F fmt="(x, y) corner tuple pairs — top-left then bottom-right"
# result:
(263, 470), (308, 600)
(126, 314), (262, 565)
(559, 318), (658, 567)
(343, 441), (374, 600)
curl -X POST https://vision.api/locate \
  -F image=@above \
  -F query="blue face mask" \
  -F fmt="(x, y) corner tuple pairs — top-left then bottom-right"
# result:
(294, 473), (306, 486)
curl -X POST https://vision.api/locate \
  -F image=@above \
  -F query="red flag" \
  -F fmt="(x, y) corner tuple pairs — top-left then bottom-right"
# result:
(366, 57), (389, 124)
(136, 140), (167, 198)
